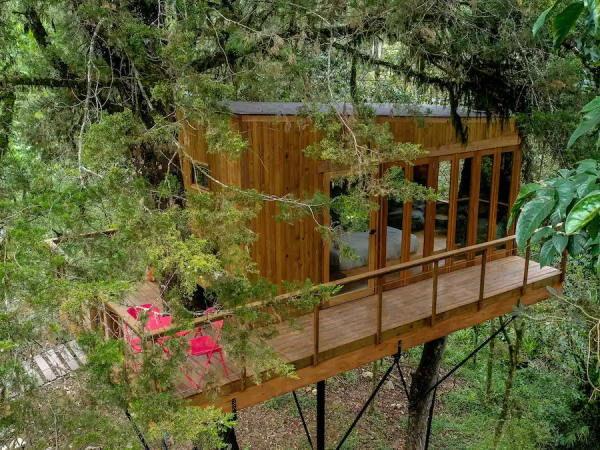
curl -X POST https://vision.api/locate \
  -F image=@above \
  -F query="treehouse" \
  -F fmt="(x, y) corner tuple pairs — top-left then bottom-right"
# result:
(173, 102), (563, 410)
(80, 103), (563, 424)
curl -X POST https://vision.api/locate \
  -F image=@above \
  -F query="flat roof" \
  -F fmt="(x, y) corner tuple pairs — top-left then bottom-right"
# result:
(218, 102), (486, 118)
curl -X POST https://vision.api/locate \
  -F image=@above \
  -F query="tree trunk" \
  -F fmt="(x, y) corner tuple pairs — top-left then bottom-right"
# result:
(0, 88), (15, 156)
(406, 336), (447, 450)
(369, 359), (381, 414)
(492, 319), (524, 449)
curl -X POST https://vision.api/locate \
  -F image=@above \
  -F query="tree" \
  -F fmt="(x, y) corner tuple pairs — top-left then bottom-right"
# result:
(0, 0), (577, 447)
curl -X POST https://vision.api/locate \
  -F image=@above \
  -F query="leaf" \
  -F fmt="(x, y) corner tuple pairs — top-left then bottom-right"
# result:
(515, 196), (556, 248)
(568, 233), (589, 255)
(591, 0), (600, 35)
(507, 183), (543, 229)
(554, 178), (575, 213)
(533, 0), (562, 36)
(576, 176), (597, 197)
(589, 214), (600, 238)
(558, 168), (573, 178)
(596, 254), (600, 278)
(551, 208), (563, 227)
(552, 234), (569, 254)
(553, 3), (585, 50)
(546, 285), (558, 296)
(565, 192), (600, 233)
(581, 96), (600, 113)
(531, 226), (555, 244)
(540, 239), (557, 267)
(576, 159), (598, 174)
(568, 108), (600, 148)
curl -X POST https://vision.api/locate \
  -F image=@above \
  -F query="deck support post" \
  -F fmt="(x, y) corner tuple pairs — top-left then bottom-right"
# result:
(376, 275), (383, 344)
(522, 238), (531, 296)
(478, 248), (487, 310)
(560, 248), (568, 283)
(431, 261), (439, 327)
(313, 300), (320, 365)
(316, 380), (326, 450)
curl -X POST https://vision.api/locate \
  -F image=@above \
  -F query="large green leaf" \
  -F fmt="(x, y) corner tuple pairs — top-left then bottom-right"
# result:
(581, 96), (600, 113)
(565, 192), (600, 233)
(568, 233), (589, 255)
(539, 239), (557, 267)
(552, 233), (569, 254)
(516, 196), (556, 248)
(591, 0), (600, 35)
(589, 214), (600, 238)
(531, 226), (555, 245)
(508, 183), (543, 229)
(554, 178), (575, 213)
(568, 108), (600, 148)
(575, 159), (598, 174)
(553, 3), (585, 50)
(576, 176), (597, 197)
(533, 0), (562, 36)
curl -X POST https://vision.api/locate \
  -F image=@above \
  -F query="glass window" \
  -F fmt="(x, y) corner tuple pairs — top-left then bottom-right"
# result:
(455, 157), (473, 252)
(191, 163), (210, 190)
(409, 164), (429, 276)
(477, 155), (495, 244)
(434, 160), (451, 265)
(384, 167), (406, 283)
(495, 152), (514, 249)
(328, 178), (371, 293)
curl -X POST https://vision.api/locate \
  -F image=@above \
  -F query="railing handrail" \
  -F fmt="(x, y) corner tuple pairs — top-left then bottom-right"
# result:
(320, 235), (516, 291)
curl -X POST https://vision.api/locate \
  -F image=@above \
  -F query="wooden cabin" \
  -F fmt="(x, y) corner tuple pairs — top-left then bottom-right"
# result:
(180, 102), (523, 293)
(171, 102), (563, 409)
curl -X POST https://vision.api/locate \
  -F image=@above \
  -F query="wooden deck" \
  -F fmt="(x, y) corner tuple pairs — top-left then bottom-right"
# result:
(185, 255), (561, 409)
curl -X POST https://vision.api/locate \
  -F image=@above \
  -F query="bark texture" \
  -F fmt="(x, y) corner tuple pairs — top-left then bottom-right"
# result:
(406, 336), (448, 450)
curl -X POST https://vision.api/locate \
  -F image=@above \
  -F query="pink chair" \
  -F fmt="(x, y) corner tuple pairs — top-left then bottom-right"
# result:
(194, 307), (224, 339)
(123, 323), (143, 371)
(126, 304), (172, 331)
(156, 330), (191, 357)
(184, 335), (228, 389)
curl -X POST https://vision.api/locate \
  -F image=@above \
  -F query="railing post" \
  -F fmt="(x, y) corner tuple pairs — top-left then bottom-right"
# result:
(431, 261), (439, 327)
(313, 299), (320, 365)
(522, 238), (531, 296)
(478, 248), (487, 310)
(376, 275), (383, 344)
(560, 248), (568, 283)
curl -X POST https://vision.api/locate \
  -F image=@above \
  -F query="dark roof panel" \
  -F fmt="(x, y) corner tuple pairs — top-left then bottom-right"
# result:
(219, 101), (486, 118)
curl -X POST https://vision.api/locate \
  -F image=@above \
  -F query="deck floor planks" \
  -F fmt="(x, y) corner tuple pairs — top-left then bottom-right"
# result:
(266, 257), (558, 360)
(180, 256), (560, 397)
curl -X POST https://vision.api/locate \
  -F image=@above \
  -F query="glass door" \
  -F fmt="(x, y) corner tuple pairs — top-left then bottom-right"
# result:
(326, 175), (376, 300)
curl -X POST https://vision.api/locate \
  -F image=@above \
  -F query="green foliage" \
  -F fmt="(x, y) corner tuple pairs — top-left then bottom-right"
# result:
(512, 159), (600, 271)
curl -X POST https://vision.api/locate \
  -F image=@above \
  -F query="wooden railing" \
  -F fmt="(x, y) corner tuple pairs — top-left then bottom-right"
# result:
(310, 235), (566, 365)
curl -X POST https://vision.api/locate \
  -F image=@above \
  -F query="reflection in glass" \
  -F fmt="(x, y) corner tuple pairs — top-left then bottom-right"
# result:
(477, 155), (495, 244)
(385, 168), (406, 283)
(455, 158), (473, 253)
(328, 179), (370, 293)
(495, 152), (514, 249)
(434, 161), (451, 265)
(409, 164), (429, 275)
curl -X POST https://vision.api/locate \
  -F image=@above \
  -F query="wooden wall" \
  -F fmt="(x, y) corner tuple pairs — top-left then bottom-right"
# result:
(179, 114), (520, 290)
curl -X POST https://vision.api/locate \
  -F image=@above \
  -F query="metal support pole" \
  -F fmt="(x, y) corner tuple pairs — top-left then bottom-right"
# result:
(222, 398), (240, 450)
(317, 380), (326, 450)
(125, 410), (150, 450)
(336, 341), (403, 450)
(424, 385), (438, 450)
(292, 391), (314, 449)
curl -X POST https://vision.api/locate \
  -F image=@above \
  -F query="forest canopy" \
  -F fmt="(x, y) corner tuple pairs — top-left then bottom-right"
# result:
(2, 0), (600, 448)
